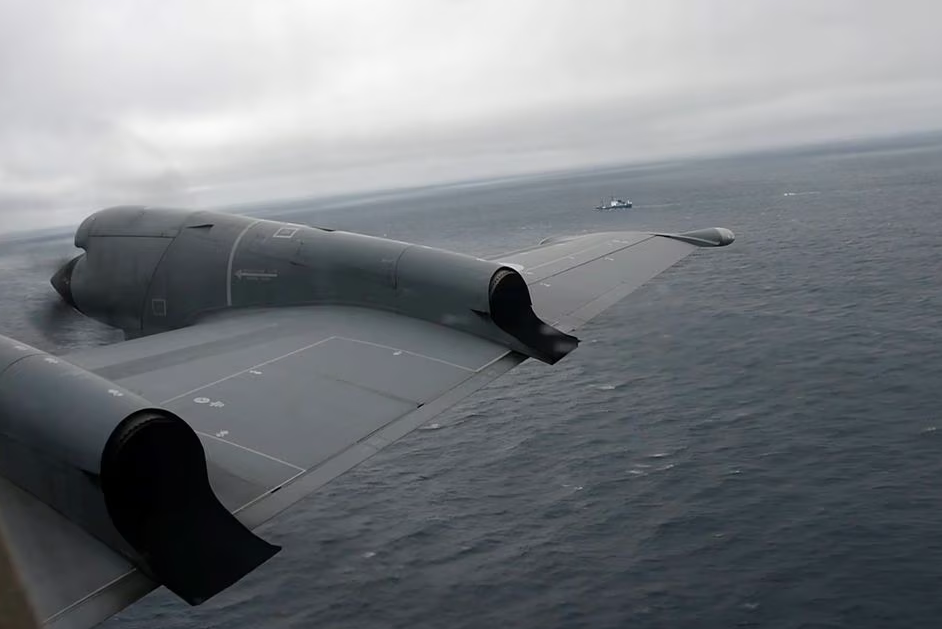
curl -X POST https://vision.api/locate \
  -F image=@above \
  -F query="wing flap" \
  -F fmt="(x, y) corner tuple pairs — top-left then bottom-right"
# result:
(66, 306), (517, 522)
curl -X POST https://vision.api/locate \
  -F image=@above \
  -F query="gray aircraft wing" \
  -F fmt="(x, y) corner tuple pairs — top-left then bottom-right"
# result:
(0, 228), (730, 629)
(491, 228), (732, 332)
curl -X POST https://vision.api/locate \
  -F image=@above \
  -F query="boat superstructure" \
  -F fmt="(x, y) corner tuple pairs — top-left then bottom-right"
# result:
(595, 196), (632, 210)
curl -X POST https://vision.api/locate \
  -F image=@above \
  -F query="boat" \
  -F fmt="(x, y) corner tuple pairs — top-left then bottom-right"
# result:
(595, 196), (632, 210)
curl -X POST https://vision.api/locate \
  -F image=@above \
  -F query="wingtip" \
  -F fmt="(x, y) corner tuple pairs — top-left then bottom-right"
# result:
(657, 227), (736, 247)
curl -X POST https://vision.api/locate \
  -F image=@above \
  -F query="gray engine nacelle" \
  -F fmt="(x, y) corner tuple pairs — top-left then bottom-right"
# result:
(0, 335), (278, 605)
(52, 206), (577, 363)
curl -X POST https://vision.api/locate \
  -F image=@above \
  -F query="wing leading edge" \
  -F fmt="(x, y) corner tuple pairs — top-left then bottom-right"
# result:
(1, 228), (732, 628)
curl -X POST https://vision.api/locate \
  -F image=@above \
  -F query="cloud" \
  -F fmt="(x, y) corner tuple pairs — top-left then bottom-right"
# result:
(1, 0), (941, 231)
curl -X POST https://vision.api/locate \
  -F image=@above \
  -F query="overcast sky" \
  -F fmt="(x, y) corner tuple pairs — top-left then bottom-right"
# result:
(1, 0), (941, 232)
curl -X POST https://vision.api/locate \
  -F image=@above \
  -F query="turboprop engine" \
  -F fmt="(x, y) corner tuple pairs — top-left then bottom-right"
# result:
(0, 335), (278, 605)
(51, 206), (577, 363)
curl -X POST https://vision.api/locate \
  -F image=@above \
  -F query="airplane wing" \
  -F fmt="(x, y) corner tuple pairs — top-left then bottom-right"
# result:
(0, 509), (41, 629)
(491, 229), (731, 332)
(0, 228), (731, 629)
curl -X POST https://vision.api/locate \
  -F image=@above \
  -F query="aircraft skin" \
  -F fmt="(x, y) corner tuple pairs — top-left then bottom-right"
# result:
(0, 517), (40, 627)
(0, 205), (734, 629)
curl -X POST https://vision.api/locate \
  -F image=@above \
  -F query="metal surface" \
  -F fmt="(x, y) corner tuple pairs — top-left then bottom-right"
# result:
(0, 507), (41, 629)
(0, 206), (734, 628)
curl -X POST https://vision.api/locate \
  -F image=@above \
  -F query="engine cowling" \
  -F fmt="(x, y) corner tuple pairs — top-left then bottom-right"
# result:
(393, 244), (578, 363)
(0, 335), (278, 604)
(52, 206), (578, 363)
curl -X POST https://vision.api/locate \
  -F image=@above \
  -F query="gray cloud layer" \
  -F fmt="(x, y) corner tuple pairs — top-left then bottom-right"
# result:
(1, 0), (941, 231)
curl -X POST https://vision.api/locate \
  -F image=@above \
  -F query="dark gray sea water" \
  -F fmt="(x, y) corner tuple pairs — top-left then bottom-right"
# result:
(2, 134), (942, 628)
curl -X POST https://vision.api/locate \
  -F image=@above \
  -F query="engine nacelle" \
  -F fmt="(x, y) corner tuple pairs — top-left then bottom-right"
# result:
(52, 207), (193, 332)
(0, 335), (278, 604)
(52, 206), (577, 363)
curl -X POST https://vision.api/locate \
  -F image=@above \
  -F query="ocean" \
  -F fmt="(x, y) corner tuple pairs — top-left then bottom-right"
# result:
(2, 134), (942, 628)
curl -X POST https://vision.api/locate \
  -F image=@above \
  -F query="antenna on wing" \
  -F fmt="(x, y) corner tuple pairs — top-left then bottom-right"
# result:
(0, 514), (41, 629)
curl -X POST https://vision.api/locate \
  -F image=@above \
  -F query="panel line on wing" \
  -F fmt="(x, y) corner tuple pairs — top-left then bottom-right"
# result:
(534, 235), (656, 283)
(232, 469), (307, 515)
(520, 239), (615, 272)
(474, 350), (515, 373)
(159, 336), (337, 405)
(44, 570), (137, 625)
(196, 432), (305, 473)
(334, 336), (477, 372)
(303, 370), (422, 407)
(489, 238), (572, 260)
